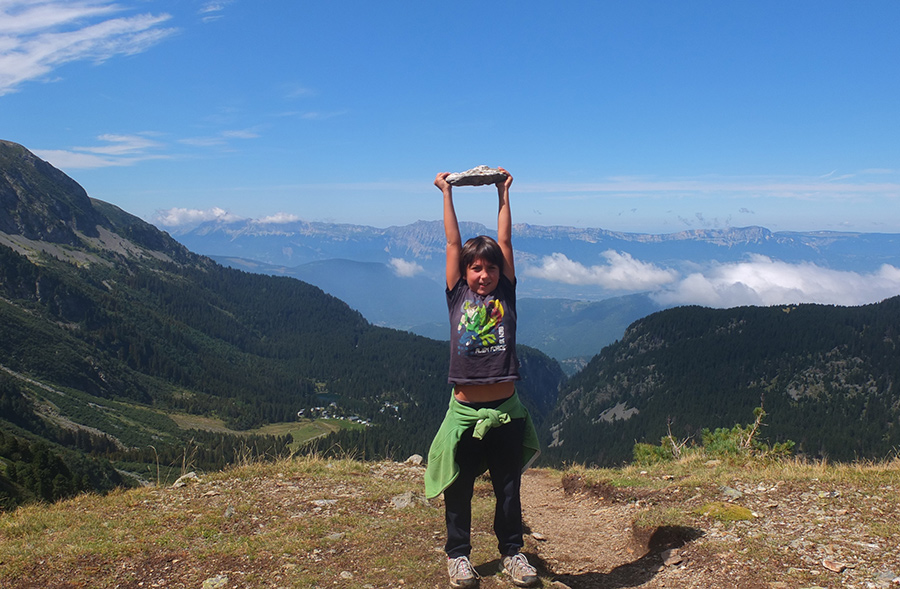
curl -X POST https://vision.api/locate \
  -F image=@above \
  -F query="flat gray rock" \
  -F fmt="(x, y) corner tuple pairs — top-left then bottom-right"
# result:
(446, 165), (508, 186)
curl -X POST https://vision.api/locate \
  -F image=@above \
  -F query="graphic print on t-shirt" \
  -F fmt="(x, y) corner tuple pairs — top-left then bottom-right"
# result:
(457, 297), (506, 356)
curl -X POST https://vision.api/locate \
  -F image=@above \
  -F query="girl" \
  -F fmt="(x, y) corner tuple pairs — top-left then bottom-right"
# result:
(425, 168), (540, 588)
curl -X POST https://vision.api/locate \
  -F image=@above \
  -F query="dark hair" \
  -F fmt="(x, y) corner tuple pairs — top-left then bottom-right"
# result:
(460, 235), (504, 275)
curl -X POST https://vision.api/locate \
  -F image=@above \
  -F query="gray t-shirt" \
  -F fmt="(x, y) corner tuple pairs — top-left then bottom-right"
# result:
(446, 275), (520, 385)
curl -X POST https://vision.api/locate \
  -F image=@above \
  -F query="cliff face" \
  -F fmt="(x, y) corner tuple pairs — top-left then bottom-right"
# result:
(0, 140), (199, 268)
(0, 140), (108, 244)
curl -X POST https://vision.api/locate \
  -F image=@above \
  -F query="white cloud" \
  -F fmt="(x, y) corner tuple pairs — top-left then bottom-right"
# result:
(34, 133), (167, 169)
(221, 129), (260, 140)
(300, 110), (347, 121)
(37, 127), (259, 169)
(178, 136), (227, 148)
(525, 250), (900, 307)
(652, 255), (900, 308)
(153, 207), (243, 227)
(284, 84), (314, 99)
(199, 1), (231, 23)
(257, 212), (300, 224)
(389, 258), (424, 278)
(34, 148), (131, 169)
(179, 128), (260, 147)
(0, 1), (176, 96)
(525, 251), (678, 290)
(74, 133), (163, 155)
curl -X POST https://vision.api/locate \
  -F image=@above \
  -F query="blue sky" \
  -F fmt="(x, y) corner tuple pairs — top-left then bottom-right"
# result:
(1, 0), (899, 235)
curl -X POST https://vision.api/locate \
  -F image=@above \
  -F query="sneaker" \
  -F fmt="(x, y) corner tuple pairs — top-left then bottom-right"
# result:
(447, 555), (480, 588)
(501, 553), (539, 587)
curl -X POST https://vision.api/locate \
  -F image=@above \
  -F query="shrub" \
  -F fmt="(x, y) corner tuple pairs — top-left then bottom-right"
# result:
(631, 406), (795, 465)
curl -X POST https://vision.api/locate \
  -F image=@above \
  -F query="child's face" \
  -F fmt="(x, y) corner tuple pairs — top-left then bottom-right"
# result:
(465, 257), (500, 296)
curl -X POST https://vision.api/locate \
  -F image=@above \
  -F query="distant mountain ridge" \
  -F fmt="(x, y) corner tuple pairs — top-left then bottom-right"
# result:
(173, 216), (900, 278)
(180, 216), (899, 365)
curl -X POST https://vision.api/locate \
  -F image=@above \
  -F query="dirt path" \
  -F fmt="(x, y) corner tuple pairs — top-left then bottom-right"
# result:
(521, 470), (639, 576)
(519, 470), (765, 589)
(520, 469), (663, 588)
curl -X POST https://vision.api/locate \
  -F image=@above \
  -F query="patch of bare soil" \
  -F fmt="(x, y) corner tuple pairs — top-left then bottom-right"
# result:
(520, 469), (766, 589)
(520, 469), (900, 589)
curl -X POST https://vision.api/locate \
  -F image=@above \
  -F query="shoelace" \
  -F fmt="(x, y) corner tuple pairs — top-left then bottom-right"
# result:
(450, 556), (481, 580)
(504, 553), (536, 577)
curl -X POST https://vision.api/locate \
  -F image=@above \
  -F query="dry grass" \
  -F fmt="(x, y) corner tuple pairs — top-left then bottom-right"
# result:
(570, 454), (900, 493)
(2, 454), (899, 588)
(562, 455), (900, 588)
(0, 456), (452, 588)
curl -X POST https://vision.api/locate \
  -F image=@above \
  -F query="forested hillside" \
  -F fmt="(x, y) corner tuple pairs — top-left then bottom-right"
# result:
(0, 140), (565, 509)
(544, 297), (900, 466)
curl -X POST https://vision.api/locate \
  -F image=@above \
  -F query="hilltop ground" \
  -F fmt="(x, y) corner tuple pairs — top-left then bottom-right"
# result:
(0, 456), (898, 588)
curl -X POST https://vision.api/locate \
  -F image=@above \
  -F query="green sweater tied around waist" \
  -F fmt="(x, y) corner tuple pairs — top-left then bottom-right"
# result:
(424, 392), (540, 499)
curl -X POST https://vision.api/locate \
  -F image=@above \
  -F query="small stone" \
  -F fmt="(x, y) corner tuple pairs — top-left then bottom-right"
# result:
(532, 532), (547, 541)
(201, 574), (228, 589)
(340, 571), (353, 579)
(172, 472), (201, 488)
(446, 165), (508, 186)
(721, 486), (743, 500)
(391, 490), (424, 509)
(661, 549), (683, 566)
(822, 559), (848, 573)
(223, 505), (235, 519)
(405, 454), (423, 465)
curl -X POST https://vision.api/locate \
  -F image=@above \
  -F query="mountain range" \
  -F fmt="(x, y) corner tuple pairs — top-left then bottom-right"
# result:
(172, 217), (900, 277)
(171, 213), (900, 367)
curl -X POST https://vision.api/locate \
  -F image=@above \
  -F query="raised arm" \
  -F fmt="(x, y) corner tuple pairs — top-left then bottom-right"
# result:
(436, 172), (462, 290)
(496, 167), (515, 281)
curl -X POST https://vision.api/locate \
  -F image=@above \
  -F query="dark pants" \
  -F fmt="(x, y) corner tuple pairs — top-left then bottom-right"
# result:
(444, 416), (526, 558)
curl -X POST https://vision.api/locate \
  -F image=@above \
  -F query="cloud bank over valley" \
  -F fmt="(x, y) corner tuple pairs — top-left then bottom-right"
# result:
(526, 251), (900, 309)
(650, 256), (900, 309)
